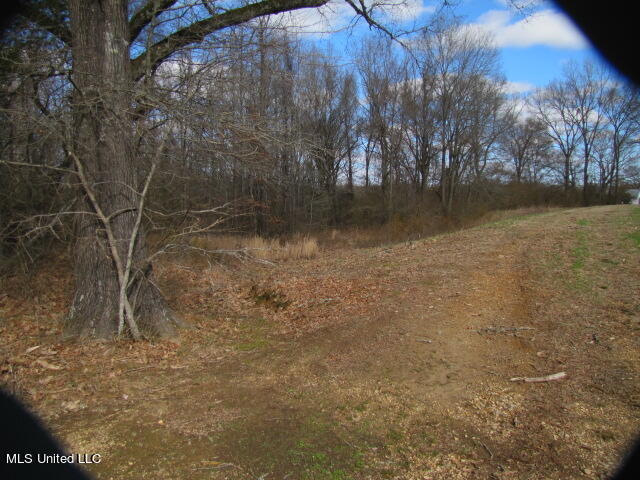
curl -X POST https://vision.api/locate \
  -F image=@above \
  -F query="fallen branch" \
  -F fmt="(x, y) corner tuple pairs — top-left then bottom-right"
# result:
(193, 462), (235, 471)
(478, 326), (535, 335)
(478, 440), (493, 459)
(510, 371), (567, 383)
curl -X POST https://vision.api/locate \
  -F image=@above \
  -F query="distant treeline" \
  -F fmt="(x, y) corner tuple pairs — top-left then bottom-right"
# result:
(1, 15), (639, 260)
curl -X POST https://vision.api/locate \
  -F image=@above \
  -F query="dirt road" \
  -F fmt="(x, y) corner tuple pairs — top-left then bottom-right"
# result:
(2, 206), (639, 479)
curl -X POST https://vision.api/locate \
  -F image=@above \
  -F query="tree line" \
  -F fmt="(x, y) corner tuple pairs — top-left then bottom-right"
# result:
(0, 1), (639, 338)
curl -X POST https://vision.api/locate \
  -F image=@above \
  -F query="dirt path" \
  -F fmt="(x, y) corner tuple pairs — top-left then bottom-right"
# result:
(2, 206), (639, 479)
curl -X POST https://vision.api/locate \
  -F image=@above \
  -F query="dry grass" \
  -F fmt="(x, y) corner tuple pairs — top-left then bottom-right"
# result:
(189, 234), (319, 262)
(472, 205), (559, 226)
(167, 207), (559, 267)
(314, 207), (559, 251)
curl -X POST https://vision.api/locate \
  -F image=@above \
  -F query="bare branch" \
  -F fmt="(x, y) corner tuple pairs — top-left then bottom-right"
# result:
(17, 1), (71, 45)
(129, 0), (181, 43)
(118, 141), (163, 335)
(0, 160), (75, 175)
(66, 149), (142, 340)
(344, 0), (396, 40)
(131, 0), (329, 81)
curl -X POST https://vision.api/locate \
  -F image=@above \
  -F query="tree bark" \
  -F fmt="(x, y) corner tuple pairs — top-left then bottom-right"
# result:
(65, 0), (180, 339)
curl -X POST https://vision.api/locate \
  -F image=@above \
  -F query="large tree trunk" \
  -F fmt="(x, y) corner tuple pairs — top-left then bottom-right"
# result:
(65, 0), (181, 339)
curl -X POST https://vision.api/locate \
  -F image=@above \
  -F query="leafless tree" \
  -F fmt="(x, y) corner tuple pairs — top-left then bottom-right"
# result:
(599, 81), (640, 200)
(10, 0), (401, 339)
(299, 50), (358, 224)
(564, 61), (608, 205)
(418, 16), (503, 215)
(500, 117), (551, 184)
(530, 81), (581, 195)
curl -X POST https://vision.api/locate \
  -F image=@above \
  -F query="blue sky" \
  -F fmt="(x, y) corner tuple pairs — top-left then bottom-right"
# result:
(453, 0), (600, 91)
(274, 0), (606, 94)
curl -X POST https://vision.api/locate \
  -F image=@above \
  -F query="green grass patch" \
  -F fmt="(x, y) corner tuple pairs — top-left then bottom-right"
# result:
(214, 410), (372, 480)
(623, 207), (640, 248)
(285, 416), (367, 480)
(577, 219), (591, 226)
(234, 316), (271, 351)
(627, 231), (640, 248)
(235, 338), (269, 351)
(289, 440), (357, 480)
(480, 215), (529, 229)
(572, 230), (589, 271)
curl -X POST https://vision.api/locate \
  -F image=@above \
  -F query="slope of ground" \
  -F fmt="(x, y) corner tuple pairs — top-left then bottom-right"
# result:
(1, 205), (639, 479)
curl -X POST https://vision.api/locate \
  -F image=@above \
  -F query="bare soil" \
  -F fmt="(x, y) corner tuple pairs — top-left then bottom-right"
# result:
(1, 205), (639, 479)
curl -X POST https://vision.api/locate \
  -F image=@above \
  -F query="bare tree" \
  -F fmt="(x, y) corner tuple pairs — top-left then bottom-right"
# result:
(500, 117), (550, 183)
(13, 0), (396, 339)
(530, 81), (581, 195)
(419, 16), (502, 215)
(357, 37), (405, 218)
(300, 50), (358, 224)
(600, 81), (640, 200)
(398, 60), (437, 197)
(564, 60), (608, 205)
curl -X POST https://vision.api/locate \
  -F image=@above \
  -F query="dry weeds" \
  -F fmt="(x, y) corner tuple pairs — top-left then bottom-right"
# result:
(190, 234), (319, 262)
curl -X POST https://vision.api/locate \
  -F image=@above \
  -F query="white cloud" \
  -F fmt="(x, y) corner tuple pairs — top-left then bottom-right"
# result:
(382, 0), (436, 22)
(272, 0), (435, 38)
(503, 80), (535, 94)
(493, 0), (547, 9)
(468, 8), (589, 49)
(271, 2), (353, 38)
(506, 95), (535, 120)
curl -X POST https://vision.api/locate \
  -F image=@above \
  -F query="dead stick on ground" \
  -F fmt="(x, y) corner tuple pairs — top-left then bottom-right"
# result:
(123, 365), (154, 374)
(479, 441), (493, 459)
(510, 371), (567, 383)
(478, 326), (535, 334)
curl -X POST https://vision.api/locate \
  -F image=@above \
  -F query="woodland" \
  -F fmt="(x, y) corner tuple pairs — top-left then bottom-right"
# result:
(1, 0), (639, 339)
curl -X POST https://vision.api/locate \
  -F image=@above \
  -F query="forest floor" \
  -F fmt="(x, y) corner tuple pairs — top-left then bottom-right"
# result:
(1, 205), (640, 480)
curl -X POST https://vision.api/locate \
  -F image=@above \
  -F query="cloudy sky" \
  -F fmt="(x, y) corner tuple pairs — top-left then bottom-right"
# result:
(274, 0), (604, 95)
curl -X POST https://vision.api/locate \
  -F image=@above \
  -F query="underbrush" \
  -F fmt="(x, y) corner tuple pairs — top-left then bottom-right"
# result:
(315, 206), (558, 250)
(189, 234), (319, 262)
(0, 206), (560, 285)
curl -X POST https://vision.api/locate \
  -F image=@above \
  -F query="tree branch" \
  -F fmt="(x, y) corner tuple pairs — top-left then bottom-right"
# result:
(131, 0), (328, 81)
(17, 1), (71, 45)
(343, 0), (396, 40)
(129, 0), (181, 43)
(118, 143), (162, 335)
(66, 149), (142, 340)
